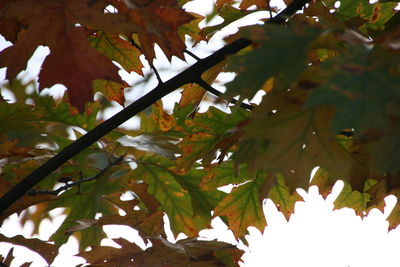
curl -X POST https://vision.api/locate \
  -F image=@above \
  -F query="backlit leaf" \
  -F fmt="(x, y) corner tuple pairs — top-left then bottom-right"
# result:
(214, 176), (267, 237)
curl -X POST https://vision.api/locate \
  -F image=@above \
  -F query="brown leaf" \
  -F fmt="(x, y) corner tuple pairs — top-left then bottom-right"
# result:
(0, 179), (55, 222)
(0, 234), (58, 265)
(80, 237), (243, 267)
(112, 0), (194, 62)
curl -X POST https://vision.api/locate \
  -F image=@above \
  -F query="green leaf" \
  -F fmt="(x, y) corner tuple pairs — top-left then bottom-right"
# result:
(237, 89), (352, 191)
(89, 31), (143, 75)
(200, 161), (252, 190)
(268, 175), (302, 220)
(225, 23), (322, 100)
(132, 156), (209, 236)
(323, 0), (397, 32)
(334, 181), (371, 216)
(48, 175), (122, 248)
(307, 45), (400, 134)
(214, 175), (267, 237)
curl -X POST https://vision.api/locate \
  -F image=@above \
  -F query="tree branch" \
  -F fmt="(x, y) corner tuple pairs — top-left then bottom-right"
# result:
(0, 0), (310, 216)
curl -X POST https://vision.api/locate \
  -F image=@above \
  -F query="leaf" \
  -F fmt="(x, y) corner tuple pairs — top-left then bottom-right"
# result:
(0, 102), (40, 133)
(78, 237), (142, 266)
(323, 0), (397, 32)
(48, 175), (122, 248)
(225, 23), (322, 100)
(92, 80), (127, 107)
(89, 31), (144, 75)
(333, 181), (371, 216)
(111, 0), (195, 62)
(1, 248), (15, 266)
(237, 89), (352, 191)
(132, 156), (208, 236)
(179, 60), (227, 109)
(307, 45), (400, 135)
(268, 175), (302, 220)
(0, 0), (122, 111)
(369, 125), (400, 174)
(214, 176), (267, 237)
(117, 133), (181, 159)
(200, 161), (251, 190)
(176, 132), (222, 173)
(79, 237), (243, 267)
(310, 168), (337, 198)
(387, 196), (400, 230)
(0, 234), (58, 265)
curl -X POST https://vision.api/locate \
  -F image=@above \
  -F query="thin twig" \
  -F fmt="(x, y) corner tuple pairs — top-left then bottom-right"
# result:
(29, 156), (124, 196)
(184, 49), (201, 61)
(130, 39), (163, 84)
(195, 79), (253, 110)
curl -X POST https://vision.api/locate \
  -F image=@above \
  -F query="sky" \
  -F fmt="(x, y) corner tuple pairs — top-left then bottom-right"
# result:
(1, 0), (400, 266)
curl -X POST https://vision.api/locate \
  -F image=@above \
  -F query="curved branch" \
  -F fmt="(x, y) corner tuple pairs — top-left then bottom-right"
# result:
(0, 0), (310, 216)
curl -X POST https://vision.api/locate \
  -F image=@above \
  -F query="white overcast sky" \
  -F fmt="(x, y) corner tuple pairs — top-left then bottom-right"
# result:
(1, 1), (400, 266)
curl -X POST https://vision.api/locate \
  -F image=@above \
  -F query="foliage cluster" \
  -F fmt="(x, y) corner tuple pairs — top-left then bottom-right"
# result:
(0, 0), (399, 266)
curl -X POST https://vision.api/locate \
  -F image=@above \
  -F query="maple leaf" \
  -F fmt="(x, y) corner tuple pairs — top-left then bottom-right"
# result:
(200, 161), (250, 191)
(47, 175), (122, 248)
(268, 175), (302, 220)
(225, 23), (322, 100)
(236, 89), (353, 191)
(214, 176), (267, 237)
(307, 45), (400, 135)
(0, 0), (125, 111)
(132, 156), (209, 236)
(89, 31), (144, 76)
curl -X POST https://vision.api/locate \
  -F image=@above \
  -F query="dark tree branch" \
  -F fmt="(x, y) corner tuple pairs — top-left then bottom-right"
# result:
(0, 0), (310, 216)
(195, 78), (253, 110)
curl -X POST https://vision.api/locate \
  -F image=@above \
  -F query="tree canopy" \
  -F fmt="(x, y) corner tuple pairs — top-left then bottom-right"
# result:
(0, 0), (399, 266)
